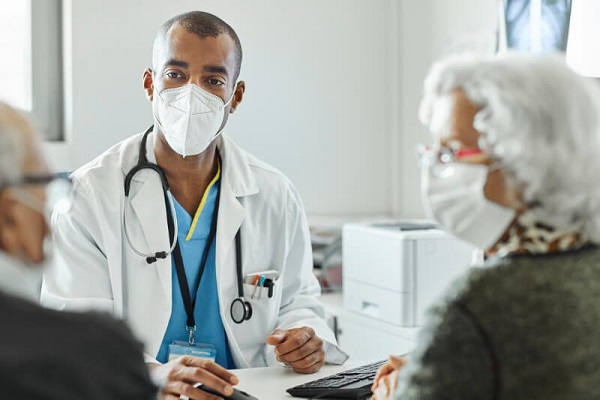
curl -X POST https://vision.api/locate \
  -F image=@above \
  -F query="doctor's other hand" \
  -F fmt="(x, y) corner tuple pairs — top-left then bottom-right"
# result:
(371, 355), (406, 400)
(149, 356), (239, 400)
(266, 327), (325, 374)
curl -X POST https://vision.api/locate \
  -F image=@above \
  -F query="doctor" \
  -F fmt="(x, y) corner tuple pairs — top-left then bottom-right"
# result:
(41, 10), (346, 399)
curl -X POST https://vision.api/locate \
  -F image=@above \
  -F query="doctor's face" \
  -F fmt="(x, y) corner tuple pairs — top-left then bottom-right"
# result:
(143, 24), (244, 127)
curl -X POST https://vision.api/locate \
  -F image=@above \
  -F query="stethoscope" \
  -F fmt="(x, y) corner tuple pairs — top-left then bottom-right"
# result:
(123, 126), (252, 324)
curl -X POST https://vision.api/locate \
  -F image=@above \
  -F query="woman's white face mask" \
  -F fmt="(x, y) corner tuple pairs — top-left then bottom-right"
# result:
(419, 151), (516, 251)
(152, 84), (235, 157)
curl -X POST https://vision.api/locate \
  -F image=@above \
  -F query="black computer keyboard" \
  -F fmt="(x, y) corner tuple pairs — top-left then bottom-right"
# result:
(286, 359), (386, 399)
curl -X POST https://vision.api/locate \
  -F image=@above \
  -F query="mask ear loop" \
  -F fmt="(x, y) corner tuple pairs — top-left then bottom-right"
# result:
(9, 188), (45, 215)
(487, 162), (504, 173)
(210, 85), (238, 143)
(223, 86), (236, 108)
(9, 188), (62, 238)
(487, 161), (525, 213)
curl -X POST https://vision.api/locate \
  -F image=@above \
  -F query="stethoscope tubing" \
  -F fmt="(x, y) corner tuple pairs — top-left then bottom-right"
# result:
(123, 126), (253, 323)
(123, 187), (179, 262)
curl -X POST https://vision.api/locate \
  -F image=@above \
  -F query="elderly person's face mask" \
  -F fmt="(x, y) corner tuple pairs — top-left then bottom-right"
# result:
(418, 89), (518, 251)
(418, 146), (516, 251)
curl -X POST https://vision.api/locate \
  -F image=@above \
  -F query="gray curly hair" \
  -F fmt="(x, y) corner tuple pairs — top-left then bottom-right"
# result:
(419, 52), (600, 242)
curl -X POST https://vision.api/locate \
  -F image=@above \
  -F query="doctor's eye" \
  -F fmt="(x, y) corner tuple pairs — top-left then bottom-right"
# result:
(206, 78), (225, 86)
(164, 71), (185, 80)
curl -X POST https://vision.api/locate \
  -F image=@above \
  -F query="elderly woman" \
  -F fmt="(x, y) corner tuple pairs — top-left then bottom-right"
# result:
(372, 52), (600, 400)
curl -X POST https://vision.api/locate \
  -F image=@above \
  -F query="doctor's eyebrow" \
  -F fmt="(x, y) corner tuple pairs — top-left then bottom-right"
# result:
(164, 59), (189, 69)
(203, 65), (229, 75)
(163, 60), (229, 76)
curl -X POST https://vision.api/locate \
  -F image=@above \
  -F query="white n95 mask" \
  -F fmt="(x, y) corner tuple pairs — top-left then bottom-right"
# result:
(420, 160), (516, 251)
(152, 84), (234, 157)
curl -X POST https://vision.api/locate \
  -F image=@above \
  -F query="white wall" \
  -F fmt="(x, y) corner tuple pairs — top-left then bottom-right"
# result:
(47, 0), (498, 219)
(397, 0), (498, 217)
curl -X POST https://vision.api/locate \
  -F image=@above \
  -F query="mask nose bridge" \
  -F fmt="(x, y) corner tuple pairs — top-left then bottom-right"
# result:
(187, 81), (236, 107)
(189, 85), (227, 115)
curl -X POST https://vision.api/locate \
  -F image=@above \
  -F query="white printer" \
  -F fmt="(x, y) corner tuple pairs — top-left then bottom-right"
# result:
(337, 221), (477, 359)
(342, 220), (477, 327)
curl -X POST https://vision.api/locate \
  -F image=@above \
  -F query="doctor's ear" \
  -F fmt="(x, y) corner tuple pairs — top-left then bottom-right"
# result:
(143, 68), (154, 101)
(230, 81), (245, 114)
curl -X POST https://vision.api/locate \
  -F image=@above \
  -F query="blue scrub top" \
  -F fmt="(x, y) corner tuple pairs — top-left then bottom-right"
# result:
(156, 175), (235, 368)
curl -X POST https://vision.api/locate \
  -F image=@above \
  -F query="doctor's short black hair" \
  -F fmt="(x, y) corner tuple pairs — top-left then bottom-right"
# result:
(153, 11), (243, 81)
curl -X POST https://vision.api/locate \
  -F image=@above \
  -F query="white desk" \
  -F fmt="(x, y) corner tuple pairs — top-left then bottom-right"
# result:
(231, 360), (367, 400)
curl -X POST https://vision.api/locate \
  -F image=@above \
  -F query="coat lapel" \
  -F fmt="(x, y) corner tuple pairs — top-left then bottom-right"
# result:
(126, 131), (173, 299)
(214, 135), (252, 276)
(215, 177), (245, 271)
(214, 135), (258, 330)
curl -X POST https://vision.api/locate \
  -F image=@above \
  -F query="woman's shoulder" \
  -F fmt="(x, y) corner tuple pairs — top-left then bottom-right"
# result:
(451, 245), (600, 316)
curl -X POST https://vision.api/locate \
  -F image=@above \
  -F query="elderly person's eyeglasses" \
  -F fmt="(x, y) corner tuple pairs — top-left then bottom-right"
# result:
(417, 144), (485, 173)
(0, 172), (74, 220)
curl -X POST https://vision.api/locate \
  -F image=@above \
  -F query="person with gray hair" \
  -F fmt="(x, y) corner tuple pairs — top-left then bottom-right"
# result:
(371, 52), (600, 400)
(0, 101), (156, 399)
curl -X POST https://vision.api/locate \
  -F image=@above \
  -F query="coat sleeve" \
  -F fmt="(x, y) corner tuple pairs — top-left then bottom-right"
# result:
(393, 300), (496, 400)
(40, 176), (116, 314)
(263, 185), (348, 365)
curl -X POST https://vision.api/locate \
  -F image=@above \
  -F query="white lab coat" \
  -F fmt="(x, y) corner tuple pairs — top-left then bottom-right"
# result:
(41, 131), (347, 367)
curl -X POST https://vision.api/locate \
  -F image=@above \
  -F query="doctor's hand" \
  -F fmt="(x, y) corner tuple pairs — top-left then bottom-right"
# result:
(148, 356), (238, 400)
(266, 327), (325, 374)
(371, 355), (405, 400)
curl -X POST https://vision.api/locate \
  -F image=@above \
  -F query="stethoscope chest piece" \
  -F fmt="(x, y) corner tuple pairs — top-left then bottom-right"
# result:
(230, 297), (253, 324)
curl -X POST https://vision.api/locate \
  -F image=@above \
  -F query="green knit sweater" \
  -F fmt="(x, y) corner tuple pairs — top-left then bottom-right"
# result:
(395, 245), (600, 400)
